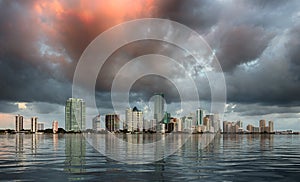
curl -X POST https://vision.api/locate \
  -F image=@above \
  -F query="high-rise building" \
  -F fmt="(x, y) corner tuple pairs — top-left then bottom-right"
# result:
(133, 107), (143, 132)
(52, 120), (58, 133)
(125, 107), (143, 132)
(92, 115), (101, 131)
(153, 93), (165, 124)
(269, 121), (274, 133)
(105, 114), (120, 132)
(125, 108), (133, 132)
(259, 120), (266, 133)
(15, 114), (24, 132)
(246, 124), (253, 132)
(204, 117), (210, 132)
(31, 116), (38, 133)
(37, 123), (44, 131)
(196, 109), (204, 126)
(65, 98), (86, 132)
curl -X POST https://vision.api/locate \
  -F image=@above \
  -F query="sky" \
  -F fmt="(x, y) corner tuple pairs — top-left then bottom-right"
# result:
(0, 0), (300, 131)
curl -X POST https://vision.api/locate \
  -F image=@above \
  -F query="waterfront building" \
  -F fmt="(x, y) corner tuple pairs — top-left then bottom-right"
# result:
(31, 116), (38, 133)
(269, 121), (274, 133)
(125, 107), (143, 132)
(125, 108), (133, 132)
(204, 116), (210, 132)
(259, 120), (266, 133)
(246, 124), (253, 132)
(52, 120), (58, 133)
(196, 108), (204, 126)
(37, 123), (44, 131)
(92, 115), (101, 131)
(15, 114), (24, 132)
(65, 98), (86, 132)
(253, 127), (260, 133)
(153, 93), (165, 125)
(105, 114), (120, 132)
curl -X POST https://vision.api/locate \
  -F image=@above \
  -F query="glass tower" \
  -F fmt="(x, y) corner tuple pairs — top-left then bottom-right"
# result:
(153, 93), (165, 124)
(65, 98), (86, 132)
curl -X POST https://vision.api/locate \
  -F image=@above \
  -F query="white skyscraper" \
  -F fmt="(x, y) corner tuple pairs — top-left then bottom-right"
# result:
(15, 114), (24, 132)
(125, 108), (133, 132)
(125, 107), (143, 132)
(92, 115), (101, 131)
(31, 116), (38, 133)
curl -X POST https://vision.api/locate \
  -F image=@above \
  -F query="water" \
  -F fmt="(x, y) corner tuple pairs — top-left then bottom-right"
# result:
(0, 134), (299, 181)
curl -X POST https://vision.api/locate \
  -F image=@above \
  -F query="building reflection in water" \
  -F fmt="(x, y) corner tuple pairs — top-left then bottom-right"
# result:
(64, 134), (86, 173)
(222, 134), (274, 152)
(15, 134), (24, 160)
(260, 134), (274, 151)
(86, 133), (217, 164)
(53, 134), (58, 151)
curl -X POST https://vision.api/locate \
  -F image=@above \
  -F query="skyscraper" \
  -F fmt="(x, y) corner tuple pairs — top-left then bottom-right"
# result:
(269, 121), (274, 133)
(65, 98), (86, 132)
(125, 107), (143, 132)
(15, 114), (24, 132)
(259, 120), (266, 133)
(92, 115), (101, 131)
(31, 117), (38, 133)
(196, 108), (204, 126)
(105, 114), (120, 132)
(153, 93), (164, 125)
(52, 120), (58, 134)
(125, 108), (133, 132)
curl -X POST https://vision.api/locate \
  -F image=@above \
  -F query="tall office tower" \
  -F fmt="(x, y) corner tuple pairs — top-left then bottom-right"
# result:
(52, 120), (58, 133)
(259, 119), (266, 133)
(133, 107), (143, 132)
(125, 107), (143, 132)
(153, 93), (165, 125)
(105, 114), (120, 132)
(269, 121), (274, 133)
(92, 115), (101, 131)
(37, 123), (44, 131)
(31, 117), (38, 132)
(196, 109), (204, 126)
(15, 114), (24, 132)
(125, 108), (133, 132)
(65, 98), (86, 132)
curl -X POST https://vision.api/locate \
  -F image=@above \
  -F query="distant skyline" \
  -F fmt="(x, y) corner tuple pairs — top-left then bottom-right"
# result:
(0, 1), (300, 131)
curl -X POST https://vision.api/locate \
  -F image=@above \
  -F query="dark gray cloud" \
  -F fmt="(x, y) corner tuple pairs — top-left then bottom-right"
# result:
(0, 0), (300, 119)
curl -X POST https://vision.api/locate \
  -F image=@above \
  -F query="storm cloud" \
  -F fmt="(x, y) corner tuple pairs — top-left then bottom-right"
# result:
(0, 0), (300, 129)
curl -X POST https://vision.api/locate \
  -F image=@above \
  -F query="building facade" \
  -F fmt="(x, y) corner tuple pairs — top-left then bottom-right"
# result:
(65, 98), (86, 132)
(52, 120), (58, 133)
(105, 114), (120, 132)
(92, 115), (101, 131)
(31, 116), (38, 133)
(153, 93), (165, 125)
(196, 109), (204, 126)
(15, 114), (24, 132)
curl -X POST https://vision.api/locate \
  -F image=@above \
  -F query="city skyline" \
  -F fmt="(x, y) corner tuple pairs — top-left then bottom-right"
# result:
(5, 98), (287, 134)
(0, 1), (300, 132)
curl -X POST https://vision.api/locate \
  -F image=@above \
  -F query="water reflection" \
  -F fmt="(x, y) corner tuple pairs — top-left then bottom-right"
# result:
(64, 134), (86, 173)
(0, 133), (298, 181)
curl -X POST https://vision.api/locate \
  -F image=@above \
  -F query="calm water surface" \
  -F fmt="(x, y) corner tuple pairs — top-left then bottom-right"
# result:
(0, 134), (299, 181)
